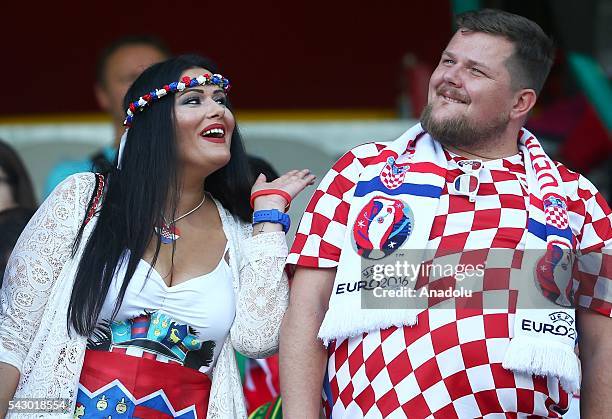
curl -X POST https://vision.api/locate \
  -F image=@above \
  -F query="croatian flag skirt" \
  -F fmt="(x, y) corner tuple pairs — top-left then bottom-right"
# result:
(75, 349), (211, 418)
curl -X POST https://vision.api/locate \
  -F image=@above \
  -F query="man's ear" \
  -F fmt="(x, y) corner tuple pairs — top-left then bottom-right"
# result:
(94, 83), (111, 113)
(510, 88), (537, 121)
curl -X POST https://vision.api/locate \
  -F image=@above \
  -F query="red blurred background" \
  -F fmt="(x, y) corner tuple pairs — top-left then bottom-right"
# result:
(0, 0), (451, 115)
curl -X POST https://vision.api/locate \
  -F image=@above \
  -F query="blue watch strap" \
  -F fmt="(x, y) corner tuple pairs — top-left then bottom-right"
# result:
(252, 209), (291, 233)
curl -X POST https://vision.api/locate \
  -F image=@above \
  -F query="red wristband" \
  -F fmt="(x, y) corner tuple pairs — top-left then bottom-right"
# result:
(250, 189), (292, 210)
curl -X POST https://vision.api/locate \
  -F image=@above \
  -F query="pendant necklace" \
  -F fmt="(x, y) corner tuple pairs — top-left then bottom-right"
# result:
(155, 193), (206, 244)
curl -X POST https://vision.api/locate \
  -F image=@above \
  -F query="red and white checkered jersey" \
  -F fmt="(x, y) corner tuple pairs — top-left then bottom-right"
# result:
(288, 142), (612, 418)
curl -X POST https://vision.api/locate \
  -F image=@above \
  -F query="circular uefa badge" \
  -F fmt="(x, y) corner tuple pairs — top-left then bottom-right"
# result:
(352, 196), (414, 260)
(534, 242), (575, 307)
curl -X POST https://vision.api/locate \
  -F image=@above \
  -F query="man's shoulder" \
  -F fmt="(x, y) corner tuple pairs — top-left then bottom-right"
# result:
(554, 160), (602, 202)
(554, 160), (581, 183)
(332, 141), (389, 172)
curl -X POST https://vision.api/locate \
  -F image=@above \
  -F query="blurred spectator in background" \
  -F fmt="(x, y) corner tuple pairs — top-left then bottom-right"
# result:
(0, 140), (37, 211)
(526, 53), (611, 177)
(44, 35), (170, 196)
(0, 208), (35, 284)
(0, 140), (36, 285)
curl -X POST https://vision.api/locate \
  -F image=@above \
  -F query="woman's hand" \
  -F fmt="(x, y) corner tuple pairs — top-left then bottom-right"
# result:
(251, 169), (316, 211)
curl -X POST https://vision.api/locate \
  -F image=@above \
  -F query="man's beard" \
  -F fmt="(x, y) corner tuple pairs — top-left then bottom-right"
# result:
(420, 103), (510, 150)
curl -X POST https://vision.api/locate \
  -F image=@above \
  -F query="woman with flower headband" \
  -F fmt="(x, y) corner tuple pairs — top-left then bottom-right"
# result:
(0, 54), (315, 418)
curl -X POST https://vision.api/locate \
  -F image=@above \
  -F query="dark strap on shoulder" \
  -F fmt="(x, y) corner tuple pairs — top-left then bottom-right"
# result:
(84, 173), (105, 226)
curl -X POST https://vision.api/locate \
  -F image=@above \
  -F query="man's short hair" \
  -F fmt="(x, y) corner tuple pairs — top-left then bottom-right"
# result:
(95, 35), (171, 86)
(456, 9), (555, 94)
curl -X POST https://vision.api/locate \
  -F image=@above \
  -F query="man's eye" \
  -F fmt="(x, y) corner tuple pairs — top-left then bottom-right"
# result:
(471, 68), (484, 76)
(443, 59), (455, 65)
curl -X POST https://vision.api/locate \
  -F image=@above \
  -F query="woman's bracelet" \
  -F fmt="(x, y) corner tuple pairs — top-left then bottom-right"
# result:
(250, 189), (292, 210)
(252, 209), (291, 233)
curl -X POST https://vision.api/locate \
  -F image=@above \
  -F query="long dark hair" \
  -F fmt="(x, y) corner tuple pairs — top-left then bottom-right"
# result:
(68, 54), (253, 336)
(0, 140), (37, 209)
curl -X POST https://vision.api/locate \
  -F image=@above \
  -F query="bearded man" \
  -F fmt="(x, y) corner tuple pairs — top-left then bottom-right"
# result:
(280, 8), (611, 418)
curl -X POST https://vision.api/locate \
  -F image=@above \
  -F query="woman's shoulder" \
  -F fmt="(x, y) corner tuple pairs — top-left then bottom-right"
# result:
(51, 172), (97, 194)
(45, 172), (98, 211)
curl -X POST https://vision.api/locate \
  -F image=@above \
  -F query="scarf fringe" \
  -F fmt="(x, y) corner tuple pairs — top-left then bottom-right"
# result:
(502, 335), (581, 393)
(318, 308), (418, 346)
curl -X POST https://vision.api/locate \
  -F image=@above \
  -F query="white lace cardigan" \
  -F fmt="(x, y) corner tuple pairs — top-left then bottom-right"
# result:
(0, 173), (289, 418)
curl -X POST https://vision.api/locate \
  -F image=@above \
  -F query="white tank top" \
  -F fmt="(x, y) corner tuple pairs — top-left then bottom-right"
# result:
(90, 243), (236, 376)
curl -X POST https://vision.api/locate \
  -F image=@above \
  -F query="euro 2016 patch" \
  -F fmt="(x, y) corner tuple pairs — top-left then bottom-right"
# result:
(352, 196), (414, 260)
(535, 243), (575, 307)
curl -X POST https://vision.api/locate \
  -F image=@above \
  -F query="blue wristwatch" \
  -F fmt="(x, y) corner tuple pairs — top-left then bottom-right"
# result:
(252, 209), (291, 233)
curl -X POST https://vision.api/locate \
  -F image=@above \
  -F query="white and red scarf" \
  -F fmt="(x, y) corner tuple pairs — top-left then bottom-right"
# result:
(319, 123), (580, 393)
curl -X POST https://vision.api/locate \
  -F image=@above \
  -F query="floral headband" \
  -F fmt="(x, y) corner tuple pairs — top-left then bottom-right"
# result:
(123, 73), (231, 127)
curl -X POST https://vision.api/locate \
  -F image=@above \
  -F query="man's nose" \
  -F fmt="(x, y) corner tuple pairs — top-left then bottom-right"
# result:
(442, 65), (462, 87)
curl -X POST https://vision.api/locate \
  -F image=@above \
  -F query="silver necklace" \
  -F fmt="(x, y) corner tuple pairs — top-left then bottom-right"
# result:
(156, 193), (207, 244)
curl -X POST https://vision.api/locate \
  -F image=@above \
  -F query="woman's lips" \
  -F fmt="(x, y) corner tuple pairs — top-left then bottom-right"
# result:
(200, 123), (226, 143)
(202, 136), (225, 143)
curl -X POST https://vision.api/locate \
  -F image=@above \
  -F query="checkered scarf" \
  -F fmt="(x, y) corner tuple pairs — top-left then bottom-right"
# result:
(503, 129), (580, 393)
(318, 124), (445, 344)
(318, 124), (580, 393)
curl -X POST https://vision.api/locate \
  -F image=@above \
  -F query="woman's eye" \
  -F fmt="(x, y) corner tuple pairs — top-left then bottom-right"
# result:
(214, 96), (227, 106)
(183, 96), (201, 105)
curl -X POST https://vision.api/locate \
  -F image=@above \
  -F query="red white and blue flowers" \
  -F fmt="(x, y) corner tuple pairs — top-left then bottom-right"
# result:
(123, 73), (231, 127)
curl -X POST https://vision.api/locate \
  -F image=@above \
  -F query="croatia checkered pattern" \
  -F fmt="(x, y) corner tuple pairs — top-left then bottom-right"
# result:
(379, 159), (408, 190)
(290, 142), (385, 268)
(157, 224), (180, 242)
(288, 144), (612, 418)
(546, 205), (570, 230)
